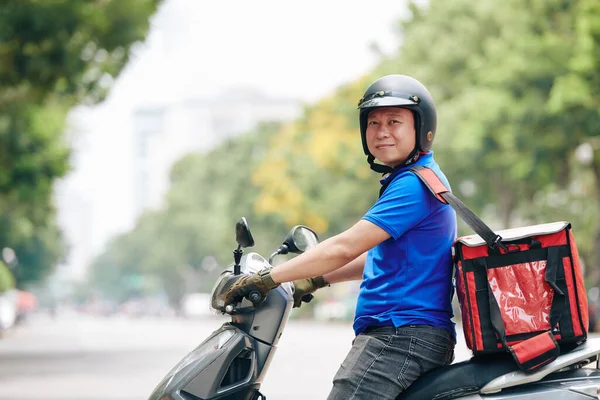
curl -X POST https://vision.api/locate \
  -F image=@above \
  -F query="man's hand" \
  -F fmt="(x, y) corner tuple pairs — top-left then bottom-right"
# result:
(292, 276), (329, 308)
(224, 268), (280, 306)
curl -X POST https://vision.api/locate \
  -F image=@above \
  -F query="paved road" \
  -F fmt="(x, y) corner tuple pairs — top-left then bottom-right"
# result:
(0, 313), (471, 400)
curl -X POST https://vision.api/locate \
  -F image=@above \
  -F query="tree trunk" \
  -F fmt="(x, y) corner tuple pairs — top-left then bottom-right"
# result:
(498, 182), (516, 229)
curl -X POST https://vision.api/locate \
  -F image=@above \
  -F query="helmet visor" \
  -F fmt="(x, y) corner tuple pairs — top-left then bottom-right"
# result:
(357, 91), (420, 109)
(358, 97), (415, 109)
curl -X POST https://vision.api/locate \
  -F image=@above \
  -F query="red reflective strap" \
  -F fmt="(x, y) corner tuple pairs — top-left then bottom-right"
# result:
(569, 230), (589, 334)
(563, 256), (583, 337)
(417, 168), (449, 203)
(511, 332), (557, 363)
(466, 271), (483, 351)
(457, 262), (474, 350)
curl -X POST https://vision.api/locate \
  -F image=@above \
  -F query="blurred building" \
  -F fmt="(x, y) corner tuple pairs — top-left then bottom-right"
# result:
(132, 87), (301, 218)
(54, 180), (95, 281)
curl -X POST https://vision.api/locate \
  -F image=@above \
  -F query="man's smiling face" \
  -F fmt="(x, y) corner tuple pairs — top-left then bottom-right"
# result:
(366, 107), (416, 168)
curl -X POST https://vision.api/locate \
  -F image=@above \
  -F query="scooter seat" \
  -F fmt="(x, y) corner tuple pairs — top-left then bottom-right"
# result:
(397, 353), (518, 400)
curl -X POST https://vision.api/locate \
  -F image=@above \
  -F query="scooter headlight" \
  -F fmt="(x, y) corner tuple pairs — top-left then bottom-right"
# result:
(169, 329), (235, 376)
(169, 330), (234, 381)
(210, 271), (234, 313)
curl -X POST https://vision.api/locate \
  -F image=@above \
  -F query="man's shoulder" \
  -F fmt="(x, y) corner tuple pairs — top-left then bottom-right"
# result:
(385, 170), (429, 196)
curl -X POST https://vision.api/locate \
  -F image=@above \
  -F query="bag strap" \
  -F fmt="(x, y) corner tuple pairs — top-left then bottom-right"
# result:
(410, 166), (507, 251)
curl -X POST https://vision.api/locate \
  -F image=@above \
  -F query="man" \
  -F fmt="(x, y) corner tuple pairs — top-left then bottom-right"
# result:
(225, 74), (457, 399)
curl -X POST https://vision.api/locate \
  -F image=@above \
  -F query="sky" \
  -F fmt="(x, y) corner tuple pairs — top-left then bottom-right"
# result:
(57, 0), (410, 276)
(111, 0), (407, 106)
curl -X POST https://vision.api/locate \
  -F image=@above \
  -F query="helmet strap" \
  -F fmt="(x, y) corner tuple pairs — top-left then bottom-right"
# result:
(403, 147), (420, 166)
(367, 147), (420, 175)
(368, 154), (394, 174)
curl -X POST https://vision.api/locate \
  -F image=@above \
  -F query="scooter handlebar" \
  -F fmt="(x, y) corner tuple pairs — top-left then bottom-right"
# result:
(223, 290), (264, 313)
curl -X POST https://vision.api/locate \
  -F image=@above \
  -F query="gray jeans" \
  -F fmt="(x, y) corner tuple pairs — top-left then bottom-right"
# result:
(327, 325), (455, 400)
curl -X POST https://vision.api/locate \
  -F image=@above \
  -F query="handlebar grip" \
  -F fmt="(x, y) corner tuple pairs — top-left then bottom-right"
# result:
(248, 291), (263, 304)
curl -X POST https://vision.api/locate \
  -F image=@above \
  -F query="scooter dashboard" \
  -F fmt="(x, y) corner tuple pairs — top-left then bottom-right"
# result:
(243, 253), (272, 273)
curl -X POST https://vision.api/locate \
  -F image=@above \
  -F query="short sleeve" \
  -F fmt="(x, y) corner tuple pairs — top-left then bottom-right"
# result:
(362, 172), (431, 239)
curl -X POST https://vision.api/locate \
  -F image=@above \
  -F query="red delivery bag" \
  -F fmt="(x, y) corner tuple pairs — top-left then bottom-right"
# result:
(411, 166), (588, 373)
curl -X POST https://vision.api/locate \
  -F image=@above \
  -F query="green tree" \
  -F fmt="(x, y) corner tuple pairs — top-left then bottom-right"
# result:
(252, 0), (600, 277)
(545, 0), (600, 281)
(0, 262), (15, 293)
(0, 0), (162, 285)
(389, 0), (600, 264)
(91, 0), (600, 304)
(375, 0), (578, 224)
(89, 123), (295, 307)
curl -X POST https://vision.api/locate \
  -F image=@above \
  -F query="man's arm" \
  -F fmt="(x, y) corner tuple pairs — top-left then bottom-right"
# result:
(270, 220), (389, 284)
(324, 252), (366, 284)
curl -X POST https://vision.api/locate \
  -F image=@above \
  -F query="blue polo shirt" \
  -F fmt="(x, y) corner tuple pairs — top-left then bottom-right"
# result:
(354, 152), (457, 338)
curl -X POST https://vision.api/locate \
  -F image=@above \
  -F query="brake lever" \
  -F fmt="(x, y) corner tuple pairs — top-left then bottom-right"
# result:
(301, 294), (314, 303)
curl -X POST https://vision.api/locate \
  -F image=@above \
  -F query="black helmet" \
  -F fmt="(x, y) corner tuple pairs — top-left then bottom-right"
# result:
(357, 74), (437, 173)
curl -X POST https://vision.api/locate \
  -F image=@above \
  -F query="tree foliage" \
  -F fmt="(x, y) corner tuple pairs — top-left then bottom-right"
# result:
(90, 0), (600, 303)
(390, 0), (600, 269)
(0, 261), (15, 293)
(0, 0), (161, 286)
(253, 0), (600, 279)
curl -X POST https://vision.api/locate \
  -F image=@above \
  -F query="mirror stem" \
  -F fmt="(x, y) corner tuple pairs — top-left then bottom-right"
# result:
(268, 250), (279, 265)
(233, 245), (243, 275)
(268, 245), (289, 265)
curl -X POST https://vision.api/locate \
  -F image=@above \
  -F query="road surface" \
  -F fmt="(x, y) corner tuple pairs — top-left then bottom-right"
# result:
(0, 313), (471, 400)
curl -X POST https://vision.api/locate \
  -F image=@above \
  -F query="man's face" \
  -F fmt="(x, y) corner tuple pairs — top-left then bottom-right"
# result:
(366, 107), (416, 168)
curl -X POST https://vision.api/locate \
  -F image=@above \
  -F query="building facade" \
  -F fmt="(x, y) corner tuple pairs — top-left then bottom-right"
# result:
(132, 88), (300, 218)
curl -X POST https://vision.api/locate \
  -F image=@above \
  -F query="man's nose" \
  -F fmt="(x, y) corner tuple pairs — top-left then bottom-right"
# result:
(376, 127), (390, 138)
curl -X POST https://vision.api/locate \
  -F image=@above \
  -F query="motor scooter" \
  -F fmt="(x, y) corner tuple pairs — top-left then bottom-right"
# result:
(148, 217), (600, 400)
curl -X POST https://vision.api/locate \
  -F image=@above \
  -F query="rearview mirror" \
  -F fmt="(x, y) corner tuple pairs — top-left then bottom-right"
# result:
(283, 226), (318, 254)
(235, 217), (255, 248)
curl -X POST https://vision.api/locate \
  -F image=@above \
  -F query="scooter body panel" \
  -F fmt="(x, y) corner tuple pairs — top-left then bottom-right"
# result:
(148, 325), (272, 400)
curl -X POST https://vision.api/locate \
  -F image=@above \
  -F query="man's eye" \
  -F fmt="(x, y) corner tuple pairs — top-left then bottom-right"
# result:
(390, 119), (401, 124)
(368, 121), (378, 126)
